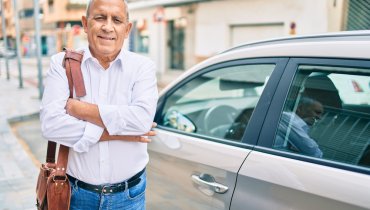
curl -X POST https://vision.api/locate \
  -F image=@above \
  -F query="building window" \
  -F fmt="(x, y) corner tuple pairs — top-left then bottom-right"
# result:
(19, 8), (44, 19)
(132, 19), (149, 53)
(168, 18), (187, 70)
(48, 0), (54, 13)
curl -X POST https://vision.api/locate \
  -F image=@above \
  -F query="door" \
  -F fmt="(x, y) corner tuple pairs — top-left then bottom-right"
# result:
(168, 19), (185, 70)
(231, 58), (370, 210)
(147, 58), (287, 209)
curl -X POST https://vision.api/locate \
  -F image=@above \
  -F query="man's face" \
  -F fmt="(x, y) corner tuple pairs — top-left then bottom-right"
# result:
(82, 0), (132, 60)
(297, 101), (324, 126)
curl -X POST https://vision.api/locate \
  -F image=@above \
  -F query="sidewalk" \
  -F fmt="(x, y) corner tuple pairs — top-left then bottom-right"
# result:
(0, 77), (40, 210)
(0, 58), (182, 209)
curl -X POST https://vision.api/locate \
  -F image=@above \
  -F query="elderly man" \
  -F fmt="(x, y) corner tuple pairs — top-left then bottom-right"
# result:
(40, 0), (158, 209)
(275, 97), (324, 158)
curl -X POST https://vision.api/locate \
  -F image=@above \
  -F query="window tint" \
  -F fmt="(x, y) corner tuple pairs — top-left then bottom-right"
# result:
(273, 65), (370, 169)
(159, 64), (275, 141)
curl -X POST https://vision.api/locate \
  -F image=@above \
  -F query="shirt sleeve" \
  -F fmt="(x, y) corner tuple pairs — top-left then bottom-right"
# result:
(288, 119), (323, 158)
(40, 54), (103, 153)
(98, 60), (158, 135)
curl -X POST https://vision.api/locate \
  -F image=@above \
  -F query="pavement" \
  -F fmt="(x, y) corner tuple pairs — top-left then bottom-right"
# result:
(0, 57), (182, 210)
(0, 74), (40, 210)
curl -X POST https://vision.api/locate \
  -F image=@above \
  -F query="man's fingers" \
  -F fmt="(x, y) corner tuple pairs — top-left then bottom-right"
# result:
(145, 131), (156, 136)
(140, 137), (152, 143)
(151, 122), (157, 128)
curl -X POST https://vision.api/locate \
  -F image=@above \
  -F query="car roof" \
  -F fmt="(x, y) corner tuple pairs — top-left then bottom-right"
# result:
(161, 30), (370, 94)
(223, 30), (370, 53)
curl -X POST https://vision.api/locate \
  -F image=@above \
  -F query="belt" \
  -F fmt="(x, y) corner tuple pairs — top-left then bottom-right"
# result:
(67, 168), (145, 194)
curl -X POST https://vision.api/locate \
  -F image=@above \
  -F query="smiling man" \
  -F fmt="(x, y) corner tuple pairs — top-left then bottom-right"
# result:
(40, 0), (158, 209)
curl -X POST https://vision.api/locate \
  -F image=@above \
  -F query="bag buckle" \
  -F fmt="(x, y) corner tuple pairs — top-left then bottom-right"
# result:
(52, 175), (67, 182)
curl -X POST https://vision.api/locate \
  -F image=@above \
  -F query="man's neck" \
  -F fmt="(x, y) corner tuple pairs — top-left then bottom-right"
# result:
(89, 47), (121, 69)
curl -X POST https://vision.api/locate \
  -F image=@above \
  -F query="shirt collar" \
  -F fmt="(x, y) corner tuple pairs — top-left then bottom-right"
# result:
(80, 46), (125, 70)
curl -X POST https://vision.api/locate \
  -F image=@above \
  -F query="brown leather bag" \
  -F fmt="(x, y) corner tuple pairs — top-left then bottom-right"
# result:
(36, 49), (85, 210)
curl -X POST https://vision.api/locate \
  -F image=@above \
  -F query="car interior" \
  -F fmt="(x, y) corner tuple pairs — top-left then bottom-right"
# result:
(275, 67), (370, 168)
(161, 65), (273, 142)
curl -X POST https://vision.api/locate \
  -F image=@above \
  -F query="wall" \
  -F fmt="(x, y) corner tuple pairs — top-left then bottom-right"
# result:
(195, 0), (329, 58)
(42, 0), (85, 23)
(128, 0), (346, 75)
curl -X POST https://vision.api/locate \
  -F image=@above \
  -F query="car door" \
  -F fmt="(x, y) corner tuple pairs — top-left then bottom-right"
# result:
(231, 58), (370, 210)
(146, 58), (288, 210)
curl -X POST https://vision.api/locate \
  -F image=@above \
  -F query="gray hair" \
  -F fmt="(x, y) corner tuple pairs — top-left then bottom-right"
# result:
(86, 0), (130, 21)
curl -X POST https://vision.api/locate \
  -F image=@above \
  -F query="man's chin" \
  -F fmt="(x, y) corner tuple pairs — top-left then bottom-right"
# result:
(97, 49), (120, 57)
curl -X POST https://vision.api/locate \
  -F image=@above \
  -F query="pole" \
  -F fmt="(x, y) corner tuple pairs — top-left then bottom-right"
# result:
(34, 0), (43, 99)
(13, 0), (23, 88)
(1, 0), (10, 80)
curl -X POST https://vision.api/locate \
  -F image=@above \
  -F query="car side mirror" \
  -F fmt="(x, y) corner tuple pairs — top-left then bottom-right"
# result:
(163, 110), (196, 133)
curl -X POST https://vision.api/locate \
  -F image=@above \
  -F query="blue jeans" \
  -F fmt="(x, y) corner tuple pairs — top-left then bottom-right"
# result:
(69, 171), (146, 210)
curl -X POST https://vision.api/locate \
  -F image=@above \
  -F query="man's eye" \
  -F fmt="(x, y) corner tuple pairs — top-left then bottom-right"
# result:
(94, 16), (104, 21)
(114, 19), (123, 23)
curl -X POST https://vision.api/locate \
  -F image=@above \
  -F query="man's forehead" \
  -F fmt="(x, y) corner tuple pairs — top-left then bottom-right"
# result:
(88, 0), (127, 15)
(90, 0), (125, 9)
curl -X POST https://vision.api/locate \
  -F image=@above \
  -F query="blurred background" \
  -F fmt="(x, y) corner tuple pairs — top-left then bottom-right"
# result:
(0, 1), (369, 209)
(1, 0), (369, 78)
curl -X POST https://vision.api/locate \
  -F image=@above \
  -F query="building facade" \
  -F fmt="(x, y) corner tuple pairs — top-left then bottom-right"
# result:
(1, 0), (369, 76)
(127, 0), (351, 75)
(0, 0), (86, 56)
(0, 0), (16, 50)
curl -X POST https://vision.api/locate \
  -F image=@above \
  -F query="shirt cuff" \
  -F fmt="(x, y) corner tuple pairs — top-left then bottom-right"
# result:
(72, 122), (104, 153)
(98, 104), (126, 135)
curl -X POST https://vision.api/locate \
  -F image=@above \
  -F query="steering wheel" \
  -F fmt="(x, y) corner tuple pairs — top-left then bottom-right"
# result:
(203, 105), (238, 136)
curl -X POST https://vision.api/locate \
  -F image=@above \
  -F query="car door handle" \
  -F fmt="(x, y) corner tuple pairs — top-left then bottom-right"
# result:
(191, 174), (228, 194)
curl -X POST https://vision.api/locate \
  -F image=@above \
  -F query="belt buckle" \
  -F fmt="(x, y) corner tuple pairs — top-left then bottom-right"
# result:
(102, 185), (113, 194)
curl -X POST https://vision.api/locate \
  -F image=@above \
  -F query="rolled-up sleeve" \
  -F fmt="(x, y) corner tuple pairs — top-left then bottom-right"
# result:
(98, 60), (158, 135)
(40, 54), (103, 153)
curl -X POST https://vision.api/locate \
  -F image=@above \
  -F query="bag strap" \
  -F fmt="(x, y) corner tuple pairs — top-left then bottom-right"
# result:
(63, 49), (86, 97)
(45, 49), (85, 178)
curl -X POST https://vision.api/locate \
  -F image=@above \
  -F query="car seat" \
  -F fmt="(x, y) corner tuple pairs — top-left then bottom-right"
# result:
(302, 74), (342, 109)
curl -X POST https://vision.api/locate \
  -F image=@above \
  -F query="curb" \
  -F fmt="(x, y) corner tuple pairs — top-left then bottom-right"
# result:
(8, 112), (40, 124)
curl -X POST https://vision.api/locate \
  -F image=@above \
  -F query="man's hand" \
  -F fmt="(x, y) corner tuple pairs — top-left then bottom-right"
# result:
(100, 122), (157, 143)
(65, 98), (83, 119)
(65, 99), (105, 127)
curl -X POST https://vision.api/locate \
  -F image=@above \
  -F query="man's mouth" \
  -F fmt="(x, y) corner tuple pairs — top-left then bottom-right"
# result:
(98, 35), (115, 40)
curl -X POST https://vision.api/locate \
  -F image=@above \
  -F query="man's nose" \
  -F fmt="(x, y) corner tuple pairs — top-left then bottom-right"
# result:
(102, 19), (114, 32)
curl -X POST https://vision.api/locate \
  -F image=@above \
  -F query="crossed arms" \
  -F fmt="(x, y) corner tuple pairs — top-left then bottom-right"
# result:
(65, 99), (156, 143)
(40, 54), (158, 153)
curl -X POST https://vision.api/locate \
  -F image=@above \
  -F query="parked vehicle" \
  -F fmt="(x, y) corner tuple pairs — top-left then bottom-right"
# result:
(146, 31), (370, 210)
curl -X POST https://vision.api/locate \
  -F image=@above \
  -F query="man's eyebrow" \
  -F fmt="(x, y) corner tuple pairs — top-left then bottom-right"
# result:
(113, 15), (125, 19)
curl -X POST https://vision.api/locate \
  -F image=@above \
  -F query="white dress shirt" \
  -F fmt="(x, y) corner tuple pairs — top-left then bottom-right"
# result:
(40, 47), (158, 185)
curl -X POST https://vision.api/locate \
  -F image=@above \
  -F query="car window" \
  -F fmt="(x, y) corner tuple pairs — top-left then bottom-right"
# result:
(273, 65), (370, 169)
(159, 64), (275, 141)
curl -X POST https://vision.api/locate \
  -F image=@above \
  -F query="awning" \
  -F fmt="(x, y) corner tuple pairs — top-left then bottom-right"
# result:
(128, 0), (211, 10)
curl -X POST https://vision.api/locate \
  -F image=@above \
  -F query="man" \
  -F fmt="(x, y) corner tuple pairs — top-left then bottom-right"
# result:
(40, 0), (158, 209)
(275, 97), (324, 158)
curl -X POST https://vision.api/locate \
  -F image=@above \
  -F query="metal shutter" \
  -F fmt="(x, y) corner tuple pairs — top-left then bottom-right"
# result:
(346, 0), (370, 30)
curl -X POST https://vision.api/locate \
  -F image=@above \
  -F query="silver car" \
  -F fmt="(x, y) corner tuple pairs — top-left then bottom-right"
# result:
(147, 31), (370, 210)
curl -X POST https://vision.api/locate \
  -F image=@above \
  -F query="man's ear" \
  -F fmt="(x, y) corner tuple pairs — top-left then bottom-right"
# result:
(124, 22), (133, 38)
(82, 16), (88, 33)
